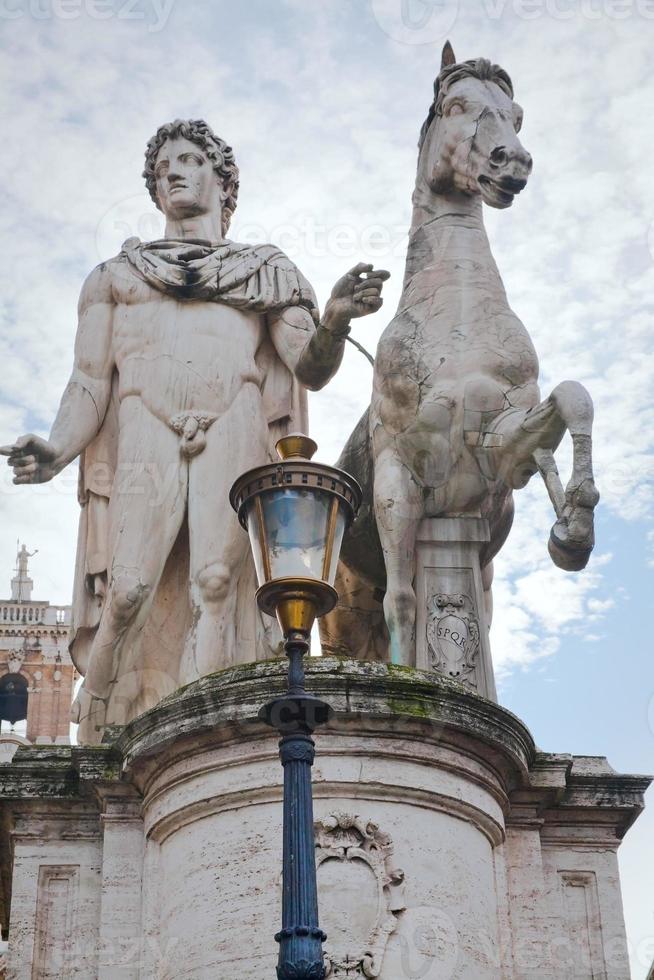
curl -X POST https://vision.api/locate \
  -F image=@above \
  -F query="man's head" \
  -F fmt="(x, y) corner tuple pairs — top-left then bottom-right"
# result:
(143, 119), (239, 235)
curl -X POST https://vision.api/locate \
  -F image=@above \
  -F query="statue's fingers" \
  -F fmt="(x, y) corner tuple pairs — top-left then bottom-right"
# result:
(359, 296), (383, 308)
(354, 278), (385, 292)
(365, 269), (391, 281)
(355, 288), (383, 300)
(13, 434), (38, 451)
(12, 461), (38, 477)
(8, 454), (36, 467)
(347, 262), (374, 278)
(13, 473), (37, 485)
(0, 444), (18, 457)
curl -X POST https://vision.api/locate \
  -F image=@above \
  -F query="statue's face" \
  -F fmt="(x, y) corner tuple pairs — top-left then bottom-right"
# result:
(153, 136), (223, 219)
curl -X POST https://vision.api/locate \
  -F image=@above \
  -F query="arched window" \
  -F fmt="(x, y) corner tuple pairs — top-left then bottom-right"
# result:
(0, 674), (28, 726)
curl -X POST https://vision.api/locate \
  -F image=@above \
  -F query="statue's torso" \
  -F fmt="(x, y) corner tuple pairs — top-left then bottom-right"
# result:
(108, 258), (266, 422)
(370, 237), (541, 512)
(373, 245), (540, 437)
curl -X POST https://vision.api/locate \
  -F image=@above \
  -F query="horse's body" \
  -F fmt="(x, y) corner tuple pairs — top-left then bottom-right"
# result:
(322, 46), (599, 665)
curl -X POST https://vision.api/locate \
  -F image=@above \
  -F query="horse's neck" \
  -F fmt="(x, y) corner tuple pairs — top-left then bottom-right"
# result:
(402, 182), (507, 302)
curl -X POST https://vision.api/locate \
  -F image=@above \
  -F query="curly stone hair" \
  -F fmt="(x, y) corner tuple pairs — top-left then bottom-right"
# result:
(418, 59), (514, 153)
(143, 119), (239, 235)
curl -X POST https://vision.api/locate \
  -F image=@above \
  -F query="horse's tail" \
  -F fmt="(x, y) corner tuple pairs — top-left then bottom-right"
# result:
(335, 407), (385, 591)
(318, 408), (389, 659)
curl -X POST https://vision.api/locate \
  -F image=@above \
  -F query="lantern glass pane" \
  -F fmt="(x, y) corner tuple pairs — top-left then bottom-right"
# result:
(244, 499), (268, 587)
(325, 504), (347, 586)
(261, 487), (332, 582)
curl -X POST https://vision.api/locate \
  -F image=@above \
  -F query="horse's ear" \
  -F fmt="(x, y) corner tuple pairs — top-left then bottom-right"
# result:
(441, 41), (456, 70)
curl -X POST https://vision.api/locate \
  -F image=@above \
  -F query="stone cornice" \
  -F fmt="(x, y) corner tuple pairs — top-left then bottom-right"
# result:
(116, 658), (537, 793)
(0, 665), (648, 829)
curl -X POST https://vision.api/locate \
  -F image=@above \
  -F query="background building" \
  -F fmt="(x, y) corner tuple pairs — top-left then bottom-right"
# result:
(0, 545), (74, 764)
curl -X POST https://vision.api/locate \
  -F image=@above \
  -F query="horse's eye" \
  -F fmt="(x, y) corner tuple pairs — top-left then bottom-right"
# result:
(447, 102), (464, 117)
(513, 113), (523, 133)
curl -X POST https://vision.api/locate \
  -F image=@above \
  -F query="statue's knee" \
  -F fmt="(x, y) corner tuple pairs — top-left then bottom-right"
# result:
(197, 562), (231, 604)
(111, 574), (150, 625)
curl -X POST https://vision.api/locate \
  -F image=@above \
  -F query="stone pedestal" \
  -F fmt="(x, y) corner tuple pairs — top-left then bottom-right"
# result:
(415, 517), (496, 700)
(0, 660), (648, 979)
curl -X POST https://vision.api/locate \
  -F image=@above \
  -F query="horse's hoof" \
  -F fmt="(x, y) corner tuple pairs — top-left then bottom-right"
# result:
(548, 523), (593, 571)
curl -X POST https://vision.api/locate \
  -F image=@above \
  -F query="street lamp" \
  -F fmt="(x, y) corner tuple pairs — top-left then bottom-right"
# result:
(230, 433), (361, 980)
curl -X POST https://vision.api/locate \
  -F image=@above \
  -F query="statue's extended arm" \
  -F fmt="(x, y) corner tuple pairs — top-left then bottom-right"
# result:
(1, 264), (115, 484)
(270, 263), (389, 391)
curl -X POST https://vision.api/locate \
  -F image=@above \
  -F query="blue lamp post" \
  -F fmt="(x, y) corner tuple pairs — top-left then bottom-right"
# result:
(230, 434), (361, 980)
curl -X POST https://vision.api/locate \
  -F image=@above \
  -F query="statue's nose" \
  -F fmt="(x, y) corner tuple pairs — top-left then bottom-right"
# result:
(489, 144), (533, 188)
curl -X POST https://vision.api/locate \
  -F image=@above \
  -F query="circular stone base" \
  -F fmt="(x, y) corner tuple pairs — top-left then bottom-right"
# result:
(118, 658), (534, 979)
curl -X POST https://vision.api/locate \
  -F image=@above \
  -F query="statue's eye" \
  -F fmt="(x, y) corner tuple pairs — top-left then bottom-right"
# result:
(447, 101), (464, 116)
(513, 110), (523, 132)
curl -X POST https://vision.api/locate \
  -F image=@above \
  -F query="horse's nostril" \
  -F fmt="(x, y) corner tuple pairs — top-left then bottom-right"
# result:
(490, 146), (508, 168)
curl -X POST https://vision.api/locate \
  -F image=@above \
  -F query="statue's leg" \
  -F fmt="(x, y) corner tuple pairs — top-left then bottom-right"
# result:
(373, 446), (423, 667)
(83, 399), (187, 701)
(185, 386), (270, 678)
(545, 381), (599, 569)
(481, 560), (494, 627)
(491, 381), (599, 570)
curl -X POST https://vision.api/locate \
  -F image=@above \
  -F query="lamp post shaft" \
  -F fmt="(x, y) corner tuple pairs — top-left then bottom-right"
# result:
(230, 434), (361, 978)
(270, 631), (327, 980)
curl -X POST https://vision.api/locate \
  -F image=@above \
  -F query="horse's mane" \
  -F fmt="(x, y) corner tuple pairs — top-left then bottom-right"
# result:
(418, 59), (514, 152)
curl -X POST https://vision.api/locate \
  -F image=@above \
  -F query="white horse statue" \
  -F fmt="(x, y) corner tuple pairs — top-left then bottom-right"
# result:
(321, 43), (599, 667)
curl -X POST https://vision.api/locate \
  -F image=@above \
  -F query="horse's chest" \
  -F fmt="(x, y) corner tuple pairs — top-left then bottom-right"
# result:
(378, 309), (539, 387)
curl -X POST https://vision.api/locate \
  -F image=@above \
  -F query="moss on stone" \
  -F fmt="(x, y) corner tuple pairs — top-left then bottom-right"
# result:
(386, 695), (432, 719)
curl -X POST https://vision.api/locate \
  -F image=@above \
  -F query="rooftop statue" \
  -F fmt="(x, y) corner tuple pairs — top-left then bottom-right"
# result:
(1, 119), (389, 742)
(322, 43), (599, 669)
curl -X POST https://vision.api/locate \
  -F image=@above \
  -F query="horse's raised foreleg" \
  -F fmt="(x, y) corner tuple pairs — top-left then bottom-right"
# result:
(544, 381), (599, 569)
(492, 380), (599, 570)
(373, 446), (423, 667)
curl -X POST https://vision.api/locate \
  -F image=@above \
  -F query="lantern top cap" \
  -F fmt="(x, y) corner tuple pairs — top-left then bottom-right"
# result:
(276, 433), (318, 461)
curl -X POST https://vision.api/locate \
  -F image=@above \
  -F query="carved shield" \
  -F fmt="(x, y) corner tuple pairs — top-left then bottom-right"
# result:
(315, 813), (405, 978)
(426, 594), (480, 687)
(430, 613), (468, 676)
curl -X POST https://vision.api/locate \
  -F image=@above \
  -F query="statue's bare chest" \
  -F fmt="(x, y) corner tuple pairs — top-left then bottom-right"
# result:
(108, 262), (264, 360)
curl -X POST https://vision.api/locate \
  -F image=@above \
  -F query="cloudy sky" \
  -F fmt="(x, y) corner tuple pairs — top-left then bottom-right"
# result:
(0, 0), (653, 973)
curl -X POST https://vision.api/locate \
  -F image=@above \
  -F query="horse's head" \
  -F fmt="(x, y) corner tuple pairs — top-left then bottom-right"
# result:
(417, 42), (532, 209)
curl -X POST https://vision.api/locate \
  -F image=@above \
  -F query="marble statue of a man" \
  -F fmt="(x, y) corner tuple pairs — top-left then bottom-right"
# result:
(2, 119), (388, 742)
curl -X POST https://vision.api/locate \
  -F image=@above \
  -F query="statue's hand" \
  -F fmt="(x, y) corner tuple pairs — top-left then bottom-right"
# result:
(0, 434), (61, 484)
(323, 263), (390, 334)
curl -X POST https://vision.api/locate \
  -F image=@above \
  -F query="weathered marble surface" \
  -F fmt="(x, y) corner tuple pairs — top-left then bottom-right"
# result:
(0, 119), (388, 744)
(0, 660), (647, 979)
(325, 44), (600, 670)
(322, 516), (499, 701)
